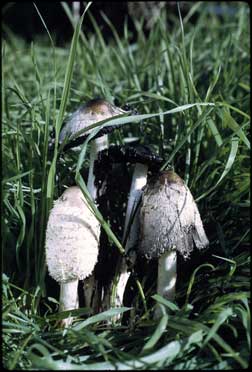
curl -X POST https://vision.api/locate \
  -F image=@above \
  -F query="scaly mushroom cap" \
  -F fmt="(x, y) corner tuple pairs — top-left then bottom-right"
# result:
(45, 186), (100, 283)
(138, 171), (209, 260)
(59, 98), (129, 147)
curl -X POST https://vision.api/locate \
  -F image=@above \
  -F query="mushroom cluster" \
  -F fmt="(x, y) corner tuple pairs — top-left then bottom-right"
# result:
(46, 97), (209, 325)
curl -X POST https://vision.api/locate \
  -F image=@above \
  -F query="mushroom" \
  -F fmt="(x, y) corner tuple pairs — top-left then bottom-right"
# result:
(60, 98), (129, 200)
(59, 99), (130, 308)
(138, 170), (209, 318)
(45, 186), (100, 327)
(95, 144), (163, 311)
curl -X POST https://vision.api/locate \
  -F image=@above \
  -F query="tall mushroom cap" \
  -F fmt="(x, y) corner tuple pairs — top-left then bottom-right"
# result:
(59, 99), (129, 151)
(45, 186), (100, 283)
(138, 170), (209, 260)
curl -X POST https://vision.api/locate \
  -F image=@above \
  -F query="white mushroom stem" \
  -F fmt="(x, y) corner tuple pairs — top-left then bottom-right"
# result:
(123, 163), (149, 242)
(72, 2), (80, 24)
(113, 163), (148, 309)
(84, 135), (108, 308)
(87, 135), (108, 200)
(60, 280), (79, 327)
(155, 250), (177, 319)
(157, 250), (177, 299)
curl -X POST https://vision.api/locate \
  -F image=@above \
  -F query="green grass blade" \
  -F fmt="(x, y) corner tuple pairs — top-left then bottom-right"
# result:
(196, 136), (240, 201)
(142, 313), (168, 351)
(73, 307), (132, 330)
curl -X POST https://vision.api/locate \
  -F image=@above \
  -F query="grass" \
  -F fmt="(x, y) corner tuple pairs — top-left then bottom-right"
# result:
(2, 2), (250, 370)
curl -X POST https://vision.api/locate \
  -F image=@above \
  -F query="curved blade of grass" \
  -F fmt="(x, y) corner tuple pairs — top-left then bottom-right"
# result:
(73, 307), (132, 331)
(100, 10), (127, 57)
(75, 172), (125, 254)
(184, 264), (215, 308)
(207, 118), (223, 147)
(142, 312), (168, 351)
(205, 65), (222, 101)
(152, 294), (180, 312)
(2, 169), (34, 184)
(218, 102), (250, 120)
(46, 3), (91, 199)
(161, 107), (214, 170)
(169, 317), (248, 368)
(196, 136), (239, 201)
(183, 2), (203, 24)
(212, 254), (237, 277)
(28, 330), (203, 370)
(66, 102), (215, 144)
(130, 91), (178, 107)
(2, 42), (6, 117)
(9, 333), (33, 370)
(55, 3), (92, 138)
(33, 3), (55, 48)
(46, 307), (91, 321)
(3, 321), (36, 333)
(221, 108), (250, 149)
(207, 292), (250, 311)
(202, 307), (233, 347)
(235, 299), (250, 349)
(15, 204), (26, 271)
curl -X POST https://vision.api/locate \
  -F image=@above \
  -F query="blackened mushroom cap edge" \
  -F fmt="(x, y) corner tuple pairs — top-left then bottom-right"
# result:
(138, 170), (209, 260)
(96, 144), (163, 171)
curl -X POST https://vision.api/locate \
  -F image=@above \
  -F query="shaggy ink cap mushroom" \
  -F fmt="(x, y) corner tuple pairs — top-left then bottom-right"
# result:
(138, 170), (209, 318)
(45, 186), (100, 326)
(59, 98), (131, 203)
(59, 98), (131, 151)
(46, 186), (100, 283)
(138, 170), (209, 260)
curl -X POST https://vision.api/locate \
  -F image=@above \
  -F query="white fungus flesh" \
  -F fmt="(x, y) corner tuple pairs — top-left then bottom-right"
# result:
(46, 186), (100, 283)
